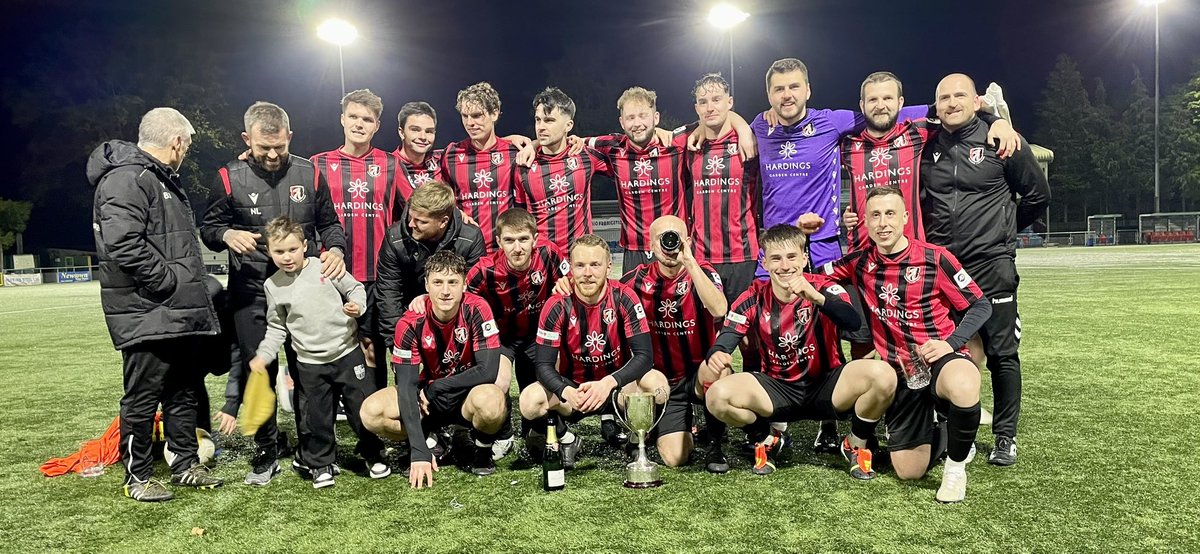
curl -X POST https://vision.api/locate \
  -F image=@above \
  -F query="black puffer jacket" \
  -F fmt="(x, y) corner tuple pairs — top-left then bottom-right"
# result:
(376, 207), (485, 346)
(88, 140), (219, 349)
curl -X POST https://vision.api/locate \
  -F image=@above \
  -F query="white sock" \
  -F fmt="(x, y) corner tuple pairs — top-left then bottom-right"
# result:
(599, 414), (615, 422)
(770, 422), (788, 432)
(561, 431), (576, 444)
(474, 439), (493, 448)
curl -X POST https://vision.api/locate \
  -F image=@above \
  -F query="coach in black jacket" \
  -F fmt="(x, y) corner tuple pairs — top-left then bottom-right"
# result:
(920, 74), (1050, 467)
(89, 108), (222, 501)
(200, 101), (347, 484)
(376, 181), (485, 348)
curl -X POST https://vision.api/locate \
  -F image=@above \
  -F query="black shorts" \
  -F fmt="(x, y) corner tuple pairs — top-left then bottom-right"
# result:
(752, 367), (849, 423)
(839, 284), (873, 346)
(712, 261), (758, 307)
(883, 352), (971, 451)
(621, 249), (653, 274)
(499, 339), (540, 390)
(658, 372), (703, 437)
(545, 378), (618, 424)
(420, 377), (480, 429)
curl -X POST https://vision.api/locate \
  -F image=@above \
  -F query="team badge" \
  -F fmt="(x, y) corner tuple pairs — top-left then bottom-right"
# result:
(801, 122), (815, 137)
(454, 327), (468, 344)
(904, 266), (922, 283)
(649, 148), (659, 157)
(675, 280), (689, 296)
(969, 147), (985, 165)
(603, 309), (616, 325)
(289, 185), (307, 203)
(530, 270), (545, 285)
(367, 164), (380, 177)
(491, 152), (504, 166)
(566, 157), (578, 170)
(796, 306), (812, 327)
(893, 134), (908, 149)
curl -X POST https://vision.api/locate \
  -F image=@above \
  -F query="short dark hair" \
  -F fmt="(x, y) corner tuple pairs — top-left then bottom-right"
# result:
(865, 184), (904, 205)
(425, 250), (467, 278)
(397, 101), (437, 128)
(342, 89), (383, 118)
(860, 72), (903, 101)
(495, 208), (537, 237)
(532, 87), (576, 120)
(765, 58), (809, 90)
(694, 72), (730, 97)
(759, 224), (807, 253)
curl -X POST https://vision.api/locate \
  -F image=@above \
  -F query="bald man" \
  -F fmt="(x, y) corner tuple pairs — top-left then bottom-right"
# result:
(920, 73), (1050, 467)
(620, 216), (730, 472)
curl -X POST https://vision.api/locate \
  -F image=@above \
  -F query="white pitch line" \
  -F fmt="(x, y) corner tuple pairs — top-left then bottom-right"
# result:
(0, 304), (99, 315)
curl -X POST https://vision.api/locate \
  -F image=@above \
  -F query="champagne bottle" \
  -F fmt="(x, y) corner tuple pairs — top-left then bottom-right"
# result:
(542, 415), (565, 491)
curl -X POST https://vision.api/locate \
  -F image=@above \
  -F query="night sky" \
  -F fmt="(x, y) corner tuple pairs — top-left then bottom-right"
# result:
(2, 0), (1198, 251)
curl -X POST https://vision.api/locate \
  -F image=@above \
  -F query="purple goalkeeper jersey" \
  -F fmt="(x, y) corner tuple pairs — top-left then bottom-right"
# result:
(751, 105), (928, 258)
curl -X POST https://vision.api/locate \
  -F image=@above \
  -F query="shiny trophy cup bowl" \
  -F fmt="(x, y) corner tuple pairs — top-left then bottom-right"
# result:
(613, 391), (665, 488)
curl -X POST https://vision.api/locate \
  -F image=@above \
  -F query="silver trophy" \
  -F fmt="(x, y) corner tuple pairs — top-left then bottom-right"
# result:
(613, 391), (665, 488)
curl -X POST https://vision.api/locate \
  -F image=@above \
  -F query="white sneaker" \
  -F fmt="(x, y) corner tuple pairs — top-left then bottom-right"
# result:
(369, 462), (391, 479)
(491, 436), (515, 461)
(963, 442), (977, 464)
(313, 467), (336, 489)
(936, 461), (968, 503)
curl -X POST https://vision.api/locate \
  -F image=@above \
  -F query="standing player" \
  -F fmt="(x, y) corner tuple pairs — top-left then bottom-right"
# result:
(701, 225), (895, 478)
(518, 235), (667, 468)
(920, 73), (1050, 467)
(620, 216), (729, 472)
(392, 101), (444, 207)
(360, 251), (510, 486)
(311, 89), (402, 390)
(823, 185), (993, 503)
(514, 87), (611, 251)
(201, 101), (347, 485)
(686, 72), (760, 305)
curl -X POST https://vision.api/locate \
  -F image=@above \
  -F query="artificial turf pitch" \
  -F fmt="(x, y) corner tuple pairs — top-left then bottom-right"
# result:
(0, 244), (1197, 553)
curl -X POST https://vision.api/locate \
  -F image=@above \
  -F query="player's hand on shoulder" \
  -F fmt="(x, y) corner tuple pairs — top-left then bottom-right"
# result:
(409, 459), (438, 489)
(687, 126), (704, 151)
(987, 118), (1021, 159)
(516, 142), (537, 168)
(796, 213), (824, 235)
(319, 249), (347, 279)
(408, 294), (429, 314)
(566, 135), (585, 156)
(552, 276), (573, 296)
(842, 208), (859, 231)
(461, 212), (479, 227)
(763, 109), (780, 130)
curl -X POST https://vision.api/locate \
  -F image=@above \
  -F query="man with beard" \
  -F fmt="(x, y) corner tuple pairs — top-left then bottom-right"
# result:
(201, 101), (347, 485)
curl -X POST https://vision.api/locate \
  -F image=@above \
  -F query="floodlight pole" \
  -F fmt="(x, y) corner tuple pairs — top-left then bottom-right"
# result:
(729, 29), (735, 96)
(1153, 0), (1161, 213)
(338, 44), (347, 99)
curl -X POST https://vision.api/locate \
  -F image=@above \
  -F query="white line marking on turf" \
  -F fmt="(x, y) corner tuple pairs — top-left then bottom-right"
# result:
(0, 304), (99, 316)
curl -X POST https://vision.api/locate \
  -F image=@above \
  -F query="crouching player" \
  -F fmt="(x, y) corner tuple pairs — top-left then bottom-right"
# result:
(702, 224), (896, 478)
(248, 216), (386, 489)
(621, 215), (730, 472)
(823, 185), (992, 503)
(360, 251), (510, 488)
(519, 234), (668, 468)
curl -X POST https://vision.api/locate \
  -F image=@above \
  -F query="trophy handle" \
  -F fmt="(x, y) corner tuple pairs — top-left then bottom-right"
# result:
(610, 391), (669, 436)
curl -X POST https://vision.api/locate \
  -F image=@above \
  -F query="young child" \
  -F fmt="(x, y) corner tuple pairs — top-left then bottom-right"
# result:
(249, 216), (387, 488)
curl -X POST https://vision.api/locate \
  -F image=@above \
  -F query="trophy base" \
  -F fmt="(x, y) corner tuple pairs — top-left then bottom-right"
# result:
(623, 479), (663, 489)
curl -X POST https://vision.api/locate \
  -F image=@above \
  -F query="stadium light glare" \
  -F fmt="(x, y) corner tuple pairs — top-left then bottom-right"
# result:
(707, 4), (749, 29)
(317, 18), (358, 46)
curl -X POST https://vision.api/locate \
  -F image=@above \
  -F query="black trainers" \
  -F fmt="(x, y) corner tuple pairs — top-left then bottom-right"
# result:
(429, 430), (454, 462)
(312, 466), (336, 489)
(600, 418), (626, 447)
(988, 435), (1017, 466)
(561, 435), (582, 469)
(171, 464), (223, 489)
(292, 459), (313, 480)
(124, 479), (174, 502)
(813, 422), (840, 455)
(471, 445), (496, 476)
(525, 431), (546, 462)
(705, 445), (730, 474)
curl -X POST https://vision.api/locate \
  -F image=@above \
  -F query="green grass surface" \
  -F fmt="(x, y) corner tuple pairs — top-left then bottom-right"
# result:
(1, 244), (1198, 553)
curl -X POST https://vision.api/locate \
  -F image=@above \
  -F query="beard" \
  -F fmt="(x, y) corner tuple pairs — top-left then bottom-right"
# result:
(866, 111), (898, 134)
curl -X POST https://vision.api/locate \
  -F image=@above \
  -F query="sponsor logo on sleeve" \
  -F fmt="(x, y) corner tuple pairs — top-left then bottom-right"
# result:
(726, 311), (747, 325)
(953, 268), (973, 289)
(537, 328), (560, 341)
(632, 303), (646, 320)
(482, 319), (499, 337)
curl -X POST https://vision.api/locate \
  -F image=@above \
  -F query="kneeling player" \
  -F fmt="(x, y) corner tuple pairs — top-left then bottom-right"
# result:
(823, 185), (992, 503)
(702, 224), (897, 478)
(518, 234), (667, 468)
(621, 215), (730, 472)
(360, 252), (509, 488)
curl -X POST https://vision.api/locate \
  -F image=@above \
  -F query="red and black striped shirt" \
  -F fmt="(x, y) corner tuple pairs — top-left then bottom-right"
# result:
(441, 138), (521, 253)
(686, 128), (760, 264)
(311, 147), (401, 282)
(721, 277), (847, 383)
(391, 293), (501, 385)
(466, 241), (570, 345)
(515, 147), (611, 252)
(821, 239), (984, 369)
(392, 148), (444, 207)
(621, 261), (723, 385)
(589, 133), (689, 251)
(840, 119), (932, 252)
(535, 281), (649, 385)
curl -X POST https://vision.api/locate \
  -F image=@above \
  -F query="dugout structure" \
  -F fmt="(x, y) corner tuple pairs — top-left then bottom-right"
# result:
(1138, 212), (1200, 244)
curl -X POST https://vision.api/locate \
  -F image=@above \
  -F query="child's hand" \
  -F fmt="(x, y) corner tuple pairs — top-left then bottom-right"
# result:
(249, 356), (269, 375)
(343, 302), (361, 317)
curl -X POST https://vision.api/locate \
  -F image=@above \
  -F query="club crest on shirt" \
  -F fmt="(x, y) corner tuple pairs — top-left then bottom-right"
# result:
(801, 122), (815, 137)
(491, 152), (504, 166)
(893, 134), (908, 149)
(904, 266), (922, 283)
(454, 327), (468, 344)
(289, 185), (306, 203)
(566, 157), (578, 170)
(796, 306), (812, 327)
(603, 309), (616, 325)
(649, 148), (660, 157)
(427, 159), (438, 171)
(675, 280), (689, 296)
(969, 147), (985, 165)
(367, 164), (381, 177)
(530, 270), (545, 285)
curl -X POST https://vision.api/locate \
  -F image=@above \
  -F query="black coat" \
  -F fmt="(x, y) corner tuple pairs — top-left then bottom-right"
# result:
(88, 140), (220, 350)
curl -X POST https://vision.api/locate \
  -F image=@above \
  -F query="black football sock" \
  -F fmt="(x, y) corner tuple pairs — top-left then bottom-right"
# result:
(946, 402), (981, 463)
